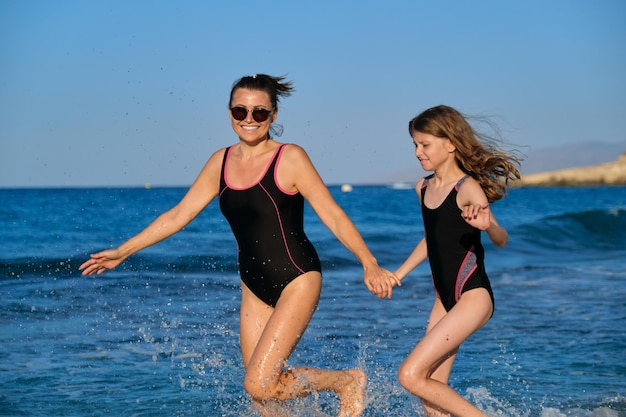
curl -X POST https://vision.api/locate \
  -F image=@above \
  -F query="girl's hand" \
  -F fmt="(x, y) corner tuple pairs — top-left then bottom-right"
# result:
(461, 203), (491, 230)
(79, 249), (125, 275)
(462, 205), (509, 247)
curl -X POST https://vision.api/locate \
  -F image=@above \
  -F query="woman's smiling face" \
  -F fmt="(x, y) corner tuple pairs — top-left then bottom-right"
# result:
(229, 88), (277, 144)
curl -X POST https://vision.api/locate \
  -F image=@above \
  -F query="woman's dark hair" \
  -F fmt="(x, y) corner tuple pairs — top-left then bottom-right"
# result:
(229, 74), (294, 137)
(229, 74), (294, 108)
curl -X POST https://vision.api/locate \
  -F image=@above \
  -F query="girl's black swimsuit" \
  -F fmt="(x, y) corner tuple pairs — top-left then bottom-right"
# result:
(218, 144), (321, 307)
(421, 175), (494, 312)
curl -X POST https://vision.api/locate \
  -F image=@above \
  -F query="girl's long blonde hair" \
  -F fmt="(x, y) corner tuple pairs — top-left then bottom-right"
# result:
(409, 105), (521, 202)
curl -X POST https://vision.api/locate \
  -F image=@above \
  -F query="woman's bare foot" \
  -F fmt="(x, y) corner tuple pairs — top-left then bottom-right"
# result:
(254, 399), (289, 417)
(337, 369), (367, 417)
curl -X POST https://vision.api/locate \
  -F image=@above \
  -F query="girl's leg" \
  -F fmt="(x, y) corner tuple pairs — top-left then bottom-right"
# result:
(415, 299), (459, 417)
(239, 272), (366, 417)
(398, 288), (493, 417)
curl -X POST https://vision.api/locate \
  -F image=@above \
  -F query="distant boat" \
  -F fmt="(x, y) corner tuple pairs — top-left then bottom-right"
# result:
(341, 184), (353, 192)
(388, 182), (414, 190)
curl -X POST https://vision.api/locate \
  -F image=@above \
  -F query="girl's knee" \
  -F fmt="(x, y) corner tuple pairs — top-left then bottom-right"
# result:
(397, 363), (427, 394)
(397, 363), (414, 388)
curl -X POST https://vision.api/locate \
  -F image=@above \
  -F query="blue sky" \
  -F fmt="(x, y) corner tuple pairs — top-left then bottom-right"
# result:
(1, 0), (625, 187)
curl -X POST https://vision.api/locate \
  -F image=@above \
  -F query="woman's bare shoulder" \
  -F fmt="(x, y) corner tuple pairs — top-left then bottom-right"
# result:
(280, 143), (314, 166)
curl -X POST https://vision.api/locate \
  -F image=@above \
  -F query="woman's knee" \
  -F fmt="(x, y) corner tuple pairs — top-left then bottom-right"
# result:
(243, 373), (275, 401)
(244, 366), (294, 402)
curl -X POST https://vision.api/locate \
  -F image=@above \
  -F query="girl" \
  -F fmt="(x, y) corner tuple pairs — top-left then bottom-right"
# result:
(80, 74), (399, 416)
(393, 105), (520, 416)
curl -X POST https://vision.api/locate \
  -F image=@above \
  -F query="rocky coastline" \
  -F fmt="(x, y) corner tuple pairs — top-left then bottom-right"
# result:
(515, 153), (626, 187)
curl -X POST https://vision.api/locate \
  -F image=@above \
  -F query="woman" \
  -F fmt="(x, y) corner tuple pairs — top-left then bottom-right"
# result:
(80, 74), (399, 416)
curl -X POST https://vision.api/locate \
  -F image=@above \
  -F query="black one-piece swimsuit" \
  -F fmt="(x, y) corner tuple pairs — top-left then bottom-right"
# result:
(218, 144), (321, 307)
(421, 174), (494, 312)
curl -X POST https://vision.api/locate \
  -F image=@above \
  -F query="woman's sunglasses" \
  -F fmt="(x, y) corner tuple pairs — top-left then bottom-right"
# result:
(230, 106), (273, 123)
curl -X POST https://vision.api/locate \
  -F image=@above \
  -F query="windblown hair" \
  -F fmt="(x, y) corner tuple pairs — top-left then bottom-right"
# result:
(229, 74), (294, 108)
(409, 105), (521, 202)
(229, 74), (294, 137)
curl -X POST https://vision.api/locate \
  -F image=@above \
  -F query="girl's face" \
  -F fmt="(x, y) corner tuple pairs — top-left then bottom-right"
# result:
(412, 131), (456, 171)
(229, 88), (277, 144)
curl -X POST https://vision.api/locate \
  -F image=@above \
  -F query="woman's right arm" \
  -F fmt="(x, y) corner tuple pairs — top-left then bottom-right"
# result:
(80, 149), (225, 275)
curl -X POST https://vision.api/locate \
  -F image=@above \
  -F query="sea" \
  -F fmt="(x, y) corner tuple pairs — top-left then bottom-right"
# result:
(1, 184), (625, 417)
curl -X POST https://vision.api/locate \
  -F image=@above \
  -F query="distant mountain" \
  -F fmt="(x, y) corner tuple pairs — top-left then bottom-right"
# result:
(364, 141), (626, 184)
(517, 152), (626, 186)
(521, 141), (626, 174)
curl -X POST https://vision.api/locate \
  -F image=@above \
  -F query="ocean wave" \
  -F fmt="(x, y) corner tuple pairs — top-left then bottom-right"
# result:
(0, 253), (366, 283)
(513, 207), (626, 253)
(0, 254), (240, 281)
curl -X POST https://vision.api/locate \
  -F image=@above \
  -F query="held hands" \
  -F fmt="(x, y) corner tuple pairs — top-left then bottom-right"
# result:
(79, 249), (125, 275)
(363, 265), (401, 299)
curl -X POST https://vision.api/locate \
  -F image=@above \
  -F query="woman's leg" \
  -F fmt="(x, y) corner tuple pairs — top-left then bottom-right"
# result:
(398, 288), (493, 417)
(239, 272), (366, 417)
(239, 280), (285, 417)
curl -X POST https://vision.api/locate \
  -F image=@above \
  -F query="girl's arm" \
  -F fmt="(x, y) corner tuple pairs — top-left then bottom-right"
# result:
(279, 144), (401, 298)
(394, 179), (428, 280)
(80, 149), (224, 275)
(394, 237), (427, 281)
(485, 212), (508, 247)
(457, 178), (508, 247)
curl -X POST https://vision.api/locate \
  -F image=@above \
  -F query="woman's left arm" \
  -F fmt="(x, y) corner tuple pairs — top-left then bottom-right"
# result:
(279, 145), (400, 298)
